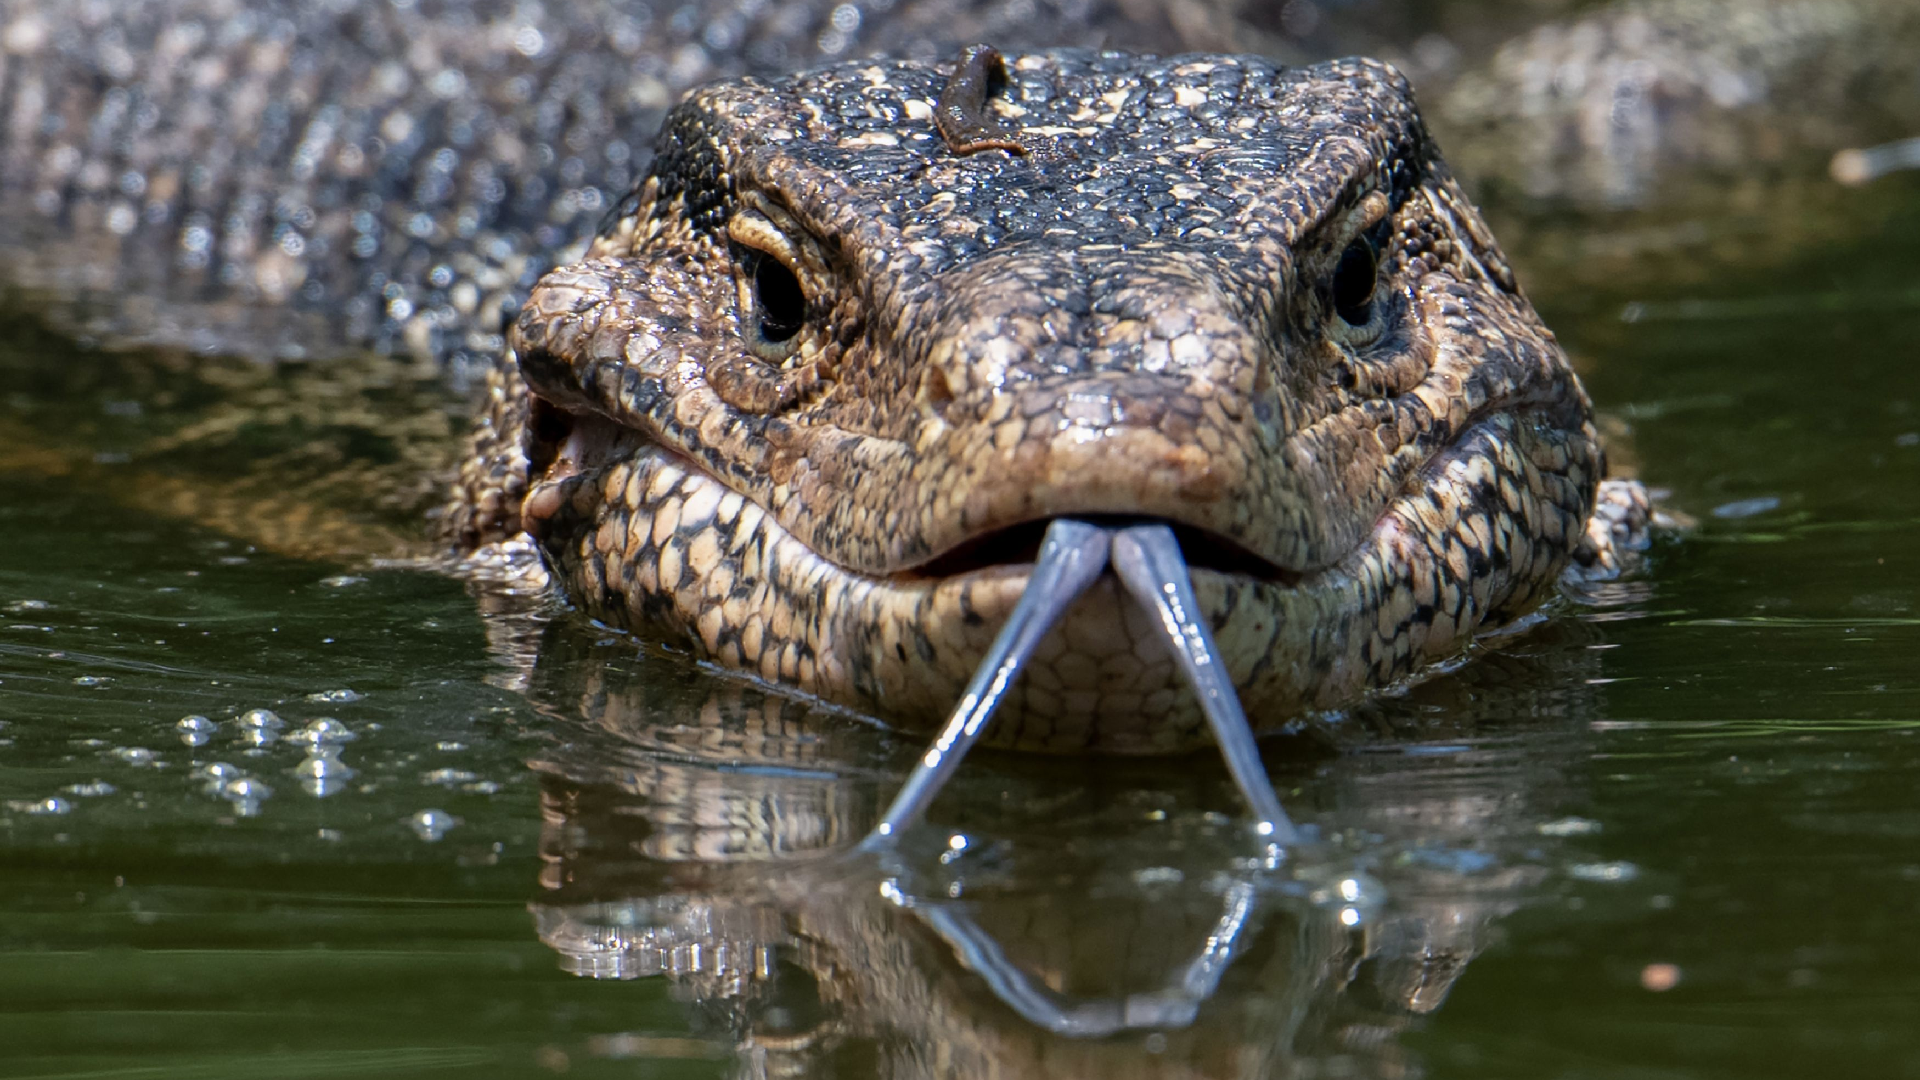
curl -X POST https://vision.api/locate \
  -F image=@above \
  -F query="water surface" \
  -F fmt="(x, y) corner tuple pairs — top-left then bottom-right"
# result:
(1, 157), (1917, 1080)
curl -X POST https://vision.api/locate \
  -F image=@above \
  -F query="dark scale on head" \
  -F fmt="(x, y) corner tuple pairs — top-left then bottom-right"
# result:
(650, 114), (734, 236)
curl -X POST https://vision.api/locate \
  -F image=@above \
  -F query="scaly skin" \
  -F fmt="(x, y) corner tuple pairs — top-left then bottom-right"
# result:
(456, 52), (1645, 751)
(0, 0), (1259, 369)
(3, 0), (1908, 368)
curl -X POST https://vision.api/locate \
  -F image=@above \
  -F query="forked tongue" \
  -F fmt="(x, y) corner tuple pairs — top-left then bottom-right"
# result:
(860, 518), (1299, 852)
(1109, 525), (1298, 844)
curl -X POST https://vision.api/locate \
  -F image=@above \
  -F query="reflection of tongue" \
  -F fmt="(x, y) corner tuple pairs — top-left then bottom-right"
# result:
(863, 519), (1299, 851)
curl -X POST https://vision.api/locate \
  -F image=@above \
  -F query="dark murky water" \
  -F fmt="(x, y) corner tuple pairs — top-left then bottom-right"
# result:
(2, 150), (1918, 1080)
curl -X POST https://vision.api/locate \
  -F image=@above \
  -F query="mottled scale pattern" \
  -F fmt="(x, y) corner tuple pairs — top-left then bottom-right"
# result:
(0, 0), (1241, 375)
(472, 50), (1634, 750)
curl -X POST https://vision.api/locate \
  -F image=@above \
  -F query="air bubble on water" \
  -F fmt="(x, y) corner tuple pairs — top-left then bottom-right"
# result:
(237, 709), (285, 747)
(5, 599), (51, 613)
(306, 689), (362, 704)
(292, 751), (357, 797)
(461, 780), (502, 795)
(177, 715), (217, 746)
(1538, 816), (1603, 837)
(410, 808), (459, 841)
(8, 797), (71, 815)
(110, 746), (158, 767)
(292, 752), (356, 780)
(238, 709), (284, 730)
(222, 777), (272, 801)
(319, 575), (366, 588)
(193, 762), (244, 792)
(435, 741), (467, 752)
(73, 675), (112, 687)
(287, 718), (357, 747)
(1567, 861), (1640, 883)
(421, 768), (478, 786)
(289, 753), (359, 795)
(64, 780), (116, 797)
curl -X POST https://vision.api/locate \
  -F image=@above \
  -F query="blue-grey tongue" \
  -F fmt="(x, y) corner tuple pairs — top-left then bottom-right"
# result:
(1109, 524), (1298, 844)
(861, 518), (1298, 851)
(860, 518), (1111, 852)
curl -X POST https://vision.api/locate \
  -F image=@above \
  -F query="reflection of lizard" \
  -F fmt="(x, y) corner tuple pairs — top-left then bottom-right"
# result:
(521, 628), (1594, 1073)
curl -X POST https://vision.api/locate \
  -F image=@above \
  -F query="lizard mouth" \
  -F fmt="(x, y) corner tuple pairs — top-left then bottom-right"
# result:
(861, 516), (1301, 850)
(520, 401), (634, 528)
(911, 515), (1302, 585)
(522, 396), (1304, 846)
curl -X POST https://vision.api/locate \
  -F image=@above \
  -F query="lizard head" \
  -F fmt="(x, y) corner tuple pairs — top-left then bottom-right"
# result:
(499, 51), (1602, 753)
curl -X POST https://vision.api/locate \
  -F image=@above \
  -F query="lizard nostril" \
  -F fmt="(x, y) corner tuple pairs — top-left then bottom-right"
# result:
(923, 364), (955, 410)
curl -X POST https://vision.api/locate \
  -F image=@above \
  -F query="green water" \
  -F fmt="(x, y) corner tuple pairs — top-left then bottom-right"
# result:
(2, 176), (1917, 1078)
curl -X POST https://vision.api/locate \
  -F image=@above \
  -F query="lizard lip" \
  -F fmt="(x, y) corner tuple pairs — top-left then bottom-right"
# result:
(524, 397), (1302, 586)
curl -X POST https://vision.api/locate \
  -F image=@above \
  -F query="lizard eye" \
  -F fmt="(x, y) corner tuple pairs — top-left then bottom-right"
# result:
(728, 207), (812, 362)
(1331, 237), (1377, 327)
(752, 253), (806, 344)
